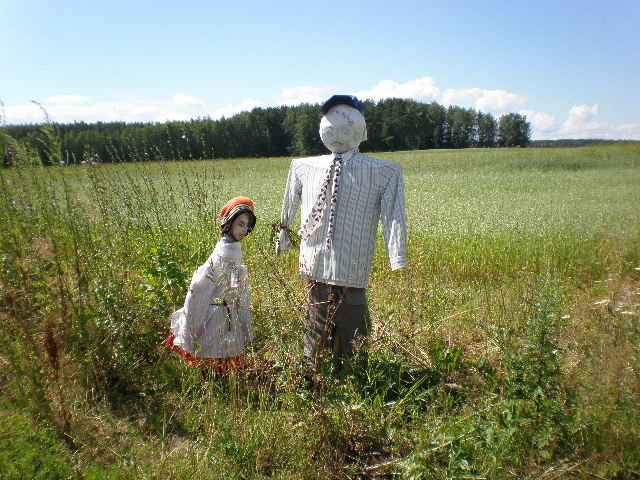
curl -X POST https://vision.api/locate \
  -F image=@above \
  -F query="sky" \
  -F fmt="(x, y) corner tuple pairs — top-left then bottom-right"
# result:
(1, 0), (639, 140)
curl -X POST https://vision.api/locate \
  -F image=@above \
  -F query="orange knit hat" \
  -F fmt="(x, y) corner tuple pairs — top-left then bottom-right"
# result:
(220, 196), (256, 233)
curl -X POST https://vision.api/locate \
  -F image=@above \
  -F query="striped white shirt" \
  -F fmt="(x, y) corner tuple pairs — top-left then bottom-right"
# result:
(277, 148), (407, 288)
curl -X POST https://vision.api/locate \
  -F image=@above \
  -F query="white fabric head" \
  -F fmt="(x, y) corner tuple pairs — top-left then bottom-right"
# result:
(319, 104), (367, 153)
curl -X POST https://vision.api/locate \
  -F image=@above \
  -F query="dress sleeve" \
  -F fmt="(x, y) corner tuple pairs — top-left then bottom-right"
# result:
(381, 163), (408, 270)
(276, 160), (302, 254)
(184, 256), (226, 333)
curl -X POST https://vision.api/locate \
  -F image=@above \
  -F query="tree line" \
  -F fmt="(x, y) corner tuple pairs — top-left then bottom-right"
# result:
(1, 98), (531, 166)
(529, 139), (635, 148)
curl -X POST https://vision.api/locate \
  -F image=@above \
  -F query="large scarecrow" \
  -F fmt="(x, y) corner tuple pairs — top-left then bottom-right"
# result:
(276, 94), (407, 373)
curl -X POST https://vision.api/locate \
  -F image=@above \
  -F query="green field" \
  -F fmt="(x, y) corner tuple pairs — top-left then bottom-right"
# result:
(1, 144), (639, 479)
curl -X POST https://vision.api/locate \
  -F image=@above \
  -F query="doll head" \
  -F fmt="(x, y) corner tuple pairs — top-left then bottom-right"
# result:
(319, 95), (367, 153)
(229, 212), (253, 242)
(220, 196), (256, 241)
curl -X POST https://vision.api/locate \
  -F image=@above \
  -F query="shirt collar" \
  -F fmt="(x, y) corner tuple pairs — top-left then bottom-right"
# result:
(336, 147), (360, 165)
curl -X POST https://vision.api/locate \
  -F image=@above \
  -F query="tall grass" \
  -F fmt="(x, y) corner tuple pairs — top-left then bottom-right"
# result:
(1, 134), (639, 478)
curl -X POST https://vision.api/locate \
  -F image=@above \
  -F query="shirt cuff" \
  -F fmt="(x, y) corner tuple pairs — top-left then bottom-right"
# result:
(389, 256), (407, 271)
(276, 229), (292, 255)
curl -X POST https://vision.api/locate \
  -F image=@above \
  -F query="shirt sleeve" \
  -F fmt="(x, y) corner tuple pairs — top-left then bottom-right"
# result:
(381, 163), (408, 270)
(276, 160), (303, 254)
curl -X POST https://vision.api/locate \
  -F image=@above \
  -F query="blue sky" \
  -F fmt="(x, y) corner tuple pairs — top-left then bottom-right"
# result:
(2, 0), (639, 140)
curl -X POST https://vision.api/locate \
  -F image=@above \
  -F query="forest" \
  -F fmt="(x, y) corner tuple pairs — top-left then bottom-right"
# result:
(1, 98), (531, 166)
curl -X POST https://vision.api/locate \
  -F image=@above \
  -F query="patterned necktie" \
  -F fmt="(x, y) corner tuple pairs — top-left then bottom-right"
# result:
(300, 153), (343, 249)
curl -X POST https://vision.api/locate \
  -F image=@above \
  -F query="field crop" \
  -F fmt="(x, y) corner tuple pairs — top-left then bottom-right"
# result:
(1, 140), (639, 479)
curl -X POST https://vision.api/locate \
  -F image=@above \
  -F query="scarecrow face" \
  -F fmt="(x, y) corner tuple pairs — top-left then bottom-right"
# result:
(230, 212), (252, 242)
(319, 105), (366, 153)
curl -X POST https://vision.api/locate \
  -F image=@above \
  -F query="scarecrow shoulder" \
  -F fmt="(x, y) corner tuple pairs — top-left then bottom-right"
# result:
(290, 154), (333, 171)
(360, 153), (402, 172)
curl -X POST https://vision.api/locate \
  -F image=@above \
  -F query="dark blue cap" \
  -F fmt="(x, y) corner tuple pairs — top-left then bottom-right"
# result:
(321, 95), (365, 115)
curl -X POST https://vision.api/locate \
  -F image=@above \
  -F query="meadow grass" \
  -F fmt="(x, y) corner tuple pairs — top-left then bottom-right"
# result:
(1, 143), (639, 479)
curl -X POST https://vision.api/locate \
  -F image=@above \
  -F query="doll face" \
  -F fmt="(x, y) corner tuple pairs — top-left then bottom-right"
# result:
(319, 105), (366, 153)
(230, 212), (252, 242)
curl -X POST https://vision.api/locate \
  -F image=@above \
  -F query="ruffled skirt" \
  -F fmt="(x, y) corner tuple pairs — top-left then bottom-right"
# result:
(167, 333), (245, 371)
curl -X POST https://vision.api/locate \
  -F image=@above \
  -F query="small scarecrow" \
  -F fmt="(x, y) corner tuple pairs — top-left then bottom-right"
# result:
(168, 197), (256, 372)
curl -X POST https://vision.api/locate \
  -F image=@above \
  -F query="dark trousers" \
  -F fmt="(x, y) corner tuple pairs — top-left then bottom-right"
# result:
(304, 281), (370, 369)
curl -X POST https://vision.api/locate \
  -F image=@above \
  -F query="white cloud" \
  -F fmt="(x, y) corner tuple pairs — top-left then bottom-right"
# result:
(172, 92), (205, 107)
(2, 103), (45, 124)
(356, 77), (440, 102)
(275, 86), (334, 106)
(2, 95), (257, 124)
(609, 123), (640, 140)
(563, 104), (600, 133)
(3, 95), (198, 124)
(520, 109), (558, 138)
(46, 95), (91, 105)
(356, 77), (527, 114)
(439, 87), (483, 106)
(523, 104), (640, 140)
(473, 89), (527, 113)
(558, 105), (640, 140)
(209, 98), (264, 119)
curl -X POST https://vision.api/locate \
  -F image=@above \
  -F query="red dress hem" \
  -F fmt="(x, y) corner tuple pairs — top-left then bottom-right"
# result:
(166, 333), (245, 371)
